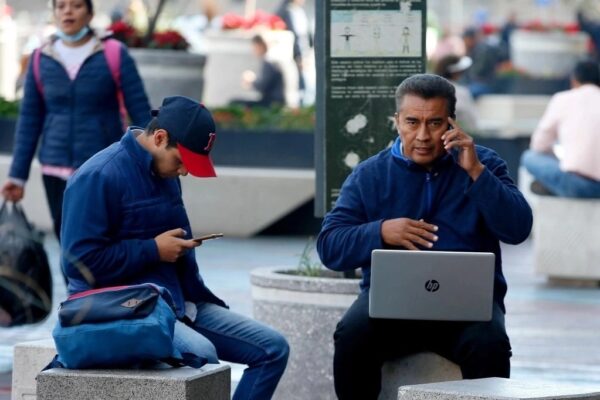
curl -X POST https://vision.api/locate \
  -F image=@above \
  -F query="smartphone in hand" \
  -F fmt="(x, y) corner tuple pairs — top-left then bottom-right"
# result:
(192, 233), (224, 243)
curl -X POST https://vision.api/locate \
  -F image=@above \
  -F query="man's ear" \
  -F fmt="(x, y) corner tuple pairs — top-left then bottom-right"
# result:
(394, 112), (401, 133)
(153, 129), (169, 147)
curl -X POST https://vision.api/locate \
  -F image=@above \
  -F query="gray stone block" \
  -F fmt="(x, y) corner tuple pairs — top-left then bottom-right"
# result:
(37, 365), (230, 400)
(379, 353), (461, 400)
(12, 339), (57, 400)
(129, 49), (206, 108)
(533, 196), (600, 280)
(398, 378), (600, 399)
(251, 268), (462, 400)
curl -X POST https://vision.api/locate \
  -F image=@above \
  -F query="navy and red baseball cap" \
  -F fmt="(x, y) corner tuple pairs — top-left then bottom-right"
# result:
(154, 96), (217, 177)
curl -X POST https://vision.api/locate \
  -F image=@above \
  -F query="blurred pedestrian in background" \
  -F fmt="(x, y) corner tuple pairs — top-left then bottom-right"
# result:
(461, 27), (499, 99)
(435, 54), (479, 132)
(276, 0), (314, 105)
(2, 0), (150, 246)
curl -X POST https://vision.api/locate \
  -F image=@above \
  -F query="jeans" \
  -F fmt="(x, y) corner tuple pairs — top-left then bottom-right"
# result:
(173, 302), (289, 400)
(333, 291), (511, 400)
(521, 150), (600, 198)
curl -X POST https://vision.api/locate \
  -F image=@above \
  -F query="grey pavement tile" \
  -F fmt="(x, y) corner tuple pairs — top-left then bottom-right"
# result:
(1, 235), (600, 396)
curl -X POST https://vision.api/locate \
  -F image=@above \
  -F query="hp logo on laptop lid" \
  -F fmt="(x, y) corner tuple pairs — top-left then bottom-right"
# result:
(424, 280), (440, 292)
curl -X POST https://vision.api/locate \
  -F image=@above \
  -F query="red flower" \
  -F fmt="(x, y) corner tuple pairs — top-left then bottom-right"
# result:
(150, 30), (189, 50)
(222, 11), (286, 31)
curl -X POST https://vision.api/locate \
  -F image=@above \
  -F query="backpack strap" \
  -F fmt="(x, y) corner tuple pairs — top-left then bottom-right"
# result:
(33, 39), (127, 129)
(103, 38), (128, 130)
(32, 47), (44, 95)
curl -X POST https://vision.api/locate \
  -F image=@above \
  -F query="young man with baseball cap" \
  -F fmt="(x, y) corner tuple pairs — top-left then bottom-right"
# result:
(60, 96), (289, 399)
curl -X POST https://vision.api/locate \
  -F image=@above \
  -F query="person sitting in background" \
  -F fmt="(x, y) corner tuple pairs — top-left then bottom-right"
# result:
(435, 54), (479, 132)
(521, 60), (600, 198)
(240, 35), (285, 107)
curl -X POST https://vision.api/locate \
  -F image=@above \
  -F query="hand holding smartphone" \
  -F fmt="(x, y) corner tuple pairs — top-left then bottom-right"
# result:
(192, 233), (224, 243)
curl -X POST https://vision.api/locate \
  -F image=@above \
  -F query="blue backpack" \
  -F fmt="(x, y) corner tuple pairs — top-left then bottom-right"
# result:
(50, 283), (205, 369)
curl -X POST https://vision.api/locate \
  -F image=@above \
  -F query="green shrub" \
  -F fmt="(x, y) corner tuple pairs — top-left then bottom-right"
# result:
(212, 105), (315, 131)
(0, 97), (19, 118)
(296, 237), (324, 277)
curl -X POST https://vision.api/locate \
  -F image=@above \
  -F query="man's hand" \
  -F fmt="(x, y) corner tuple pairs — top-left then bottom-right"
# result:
(155, 228), (200, 263)
(442, 117), (485, 181)
(241, 70), (256, 90)
(381, 218), (438, 250)
(1, 181), (24, 202)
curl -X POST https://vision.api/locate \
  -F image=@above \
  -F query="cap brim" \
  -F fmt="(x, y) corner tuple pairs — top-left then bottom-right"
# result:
(447, 56), (473, 73)
(177, 144), (217, 178)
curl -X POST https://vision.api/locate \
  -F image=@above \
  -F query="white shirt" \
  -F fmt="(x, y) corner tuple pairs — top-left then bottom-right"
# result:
(530, 84), (600, 181)
(53, 37), (97, 80)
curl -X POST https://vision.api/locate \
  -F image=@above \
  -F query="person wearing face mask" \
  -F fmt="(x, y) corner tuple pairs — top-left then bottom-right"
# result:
(1, 0), (151, 247)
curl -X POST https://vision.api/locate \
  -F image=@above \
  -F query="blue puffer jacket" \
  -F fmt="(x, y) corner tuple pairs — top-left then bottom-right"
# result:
(61, 129), (226, 318)
(9, 35), (151, 181)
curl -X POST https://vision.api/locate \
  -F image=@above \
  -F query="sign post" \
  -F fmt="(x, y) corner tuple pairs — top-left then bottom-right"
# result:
(315, 0), (427, 216)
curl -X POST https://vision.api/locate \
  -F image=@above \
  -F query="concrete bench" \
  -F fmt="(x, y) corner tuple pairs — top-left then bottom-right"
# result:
(37, 365), (230, 400)
(533, 196), (600, 282)
(380, 352), (462, 400)
(12, 339), (230, 400)
(12, 339), (57, 400)
(397, 377), (600, 399)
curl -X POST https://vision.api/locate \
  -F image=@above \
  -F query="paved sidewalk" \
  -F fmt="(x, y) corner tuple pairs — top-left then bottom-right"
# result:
(1, 234), (599, 399)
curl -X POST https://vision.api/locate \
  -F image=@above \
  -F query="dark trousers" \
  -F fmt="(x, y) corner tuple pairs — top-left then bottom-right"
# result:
(42, 175), (68, 285)
(333, 291), (511, 400)
(42, 174), (67, 241)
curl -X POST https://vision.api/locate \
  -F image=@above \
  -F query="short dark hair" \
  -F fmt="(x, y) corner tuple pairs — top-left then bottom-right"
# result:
(394, 74), (456, 119)
(52, 0), (94, 13)
(145, 117), (177, 148)
(251, 35), (267, 49)
(572, 60), (600, 85)
(434, 55), (461, 79)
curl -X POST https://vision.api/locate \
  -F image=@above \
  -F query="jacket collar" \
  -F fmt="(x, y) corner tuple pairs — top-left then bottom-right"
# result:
(122, 128), (154, 174)
(40, 30), (105, 58)
(390, 137), (455, 171)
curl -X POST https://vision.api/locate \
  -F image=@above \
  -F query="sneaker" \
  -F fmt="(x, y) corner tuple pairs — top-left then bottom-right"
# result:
(530, 180), (554, 196)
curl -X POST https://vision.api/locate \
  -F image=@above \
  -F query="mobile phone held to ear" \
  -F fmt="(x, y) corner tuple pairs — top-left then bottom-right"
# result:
(193, 233), (224, 243)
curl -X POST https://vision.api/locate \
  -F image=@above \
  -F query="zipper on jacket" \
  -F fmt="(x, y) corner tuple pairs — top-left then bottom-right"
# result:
(425, 172), (433, 215)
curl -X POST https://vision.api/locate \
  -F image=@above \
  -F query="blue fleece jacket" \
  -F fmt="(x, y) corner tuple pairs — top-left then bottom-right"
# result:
(61, 129), (226, 317)
(317, 138), (533, 312)
(9, 36), (151, 181)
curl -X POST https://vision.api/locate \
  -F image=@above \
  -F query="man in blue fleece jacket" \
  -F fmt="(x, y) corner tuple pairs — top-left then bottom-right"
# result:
(317, 74), (532, 399)
(61, 96), (288, 400)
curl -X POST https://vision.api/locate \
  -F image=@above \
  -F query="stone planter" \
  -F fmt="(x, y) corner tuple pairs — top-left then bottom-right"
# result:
(250, 267), (360, 400)
(0, 116), (16, 154)
(202, 31), (260, 107)
(202, 30), (296, 107)
(211, 129), (314, 169)
(510, 30), (588, 78)
(129, 49), (206, 108)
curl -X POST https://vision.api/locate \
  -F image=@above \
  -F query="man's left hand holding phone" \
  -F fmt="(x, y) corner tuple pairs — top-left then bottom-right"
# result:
(154, 229), (223, 263)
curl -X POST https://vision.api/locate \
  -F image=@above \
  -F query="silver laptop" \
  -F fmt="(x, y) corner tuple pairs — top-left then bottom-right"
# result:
(369, 250), (495, 321)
